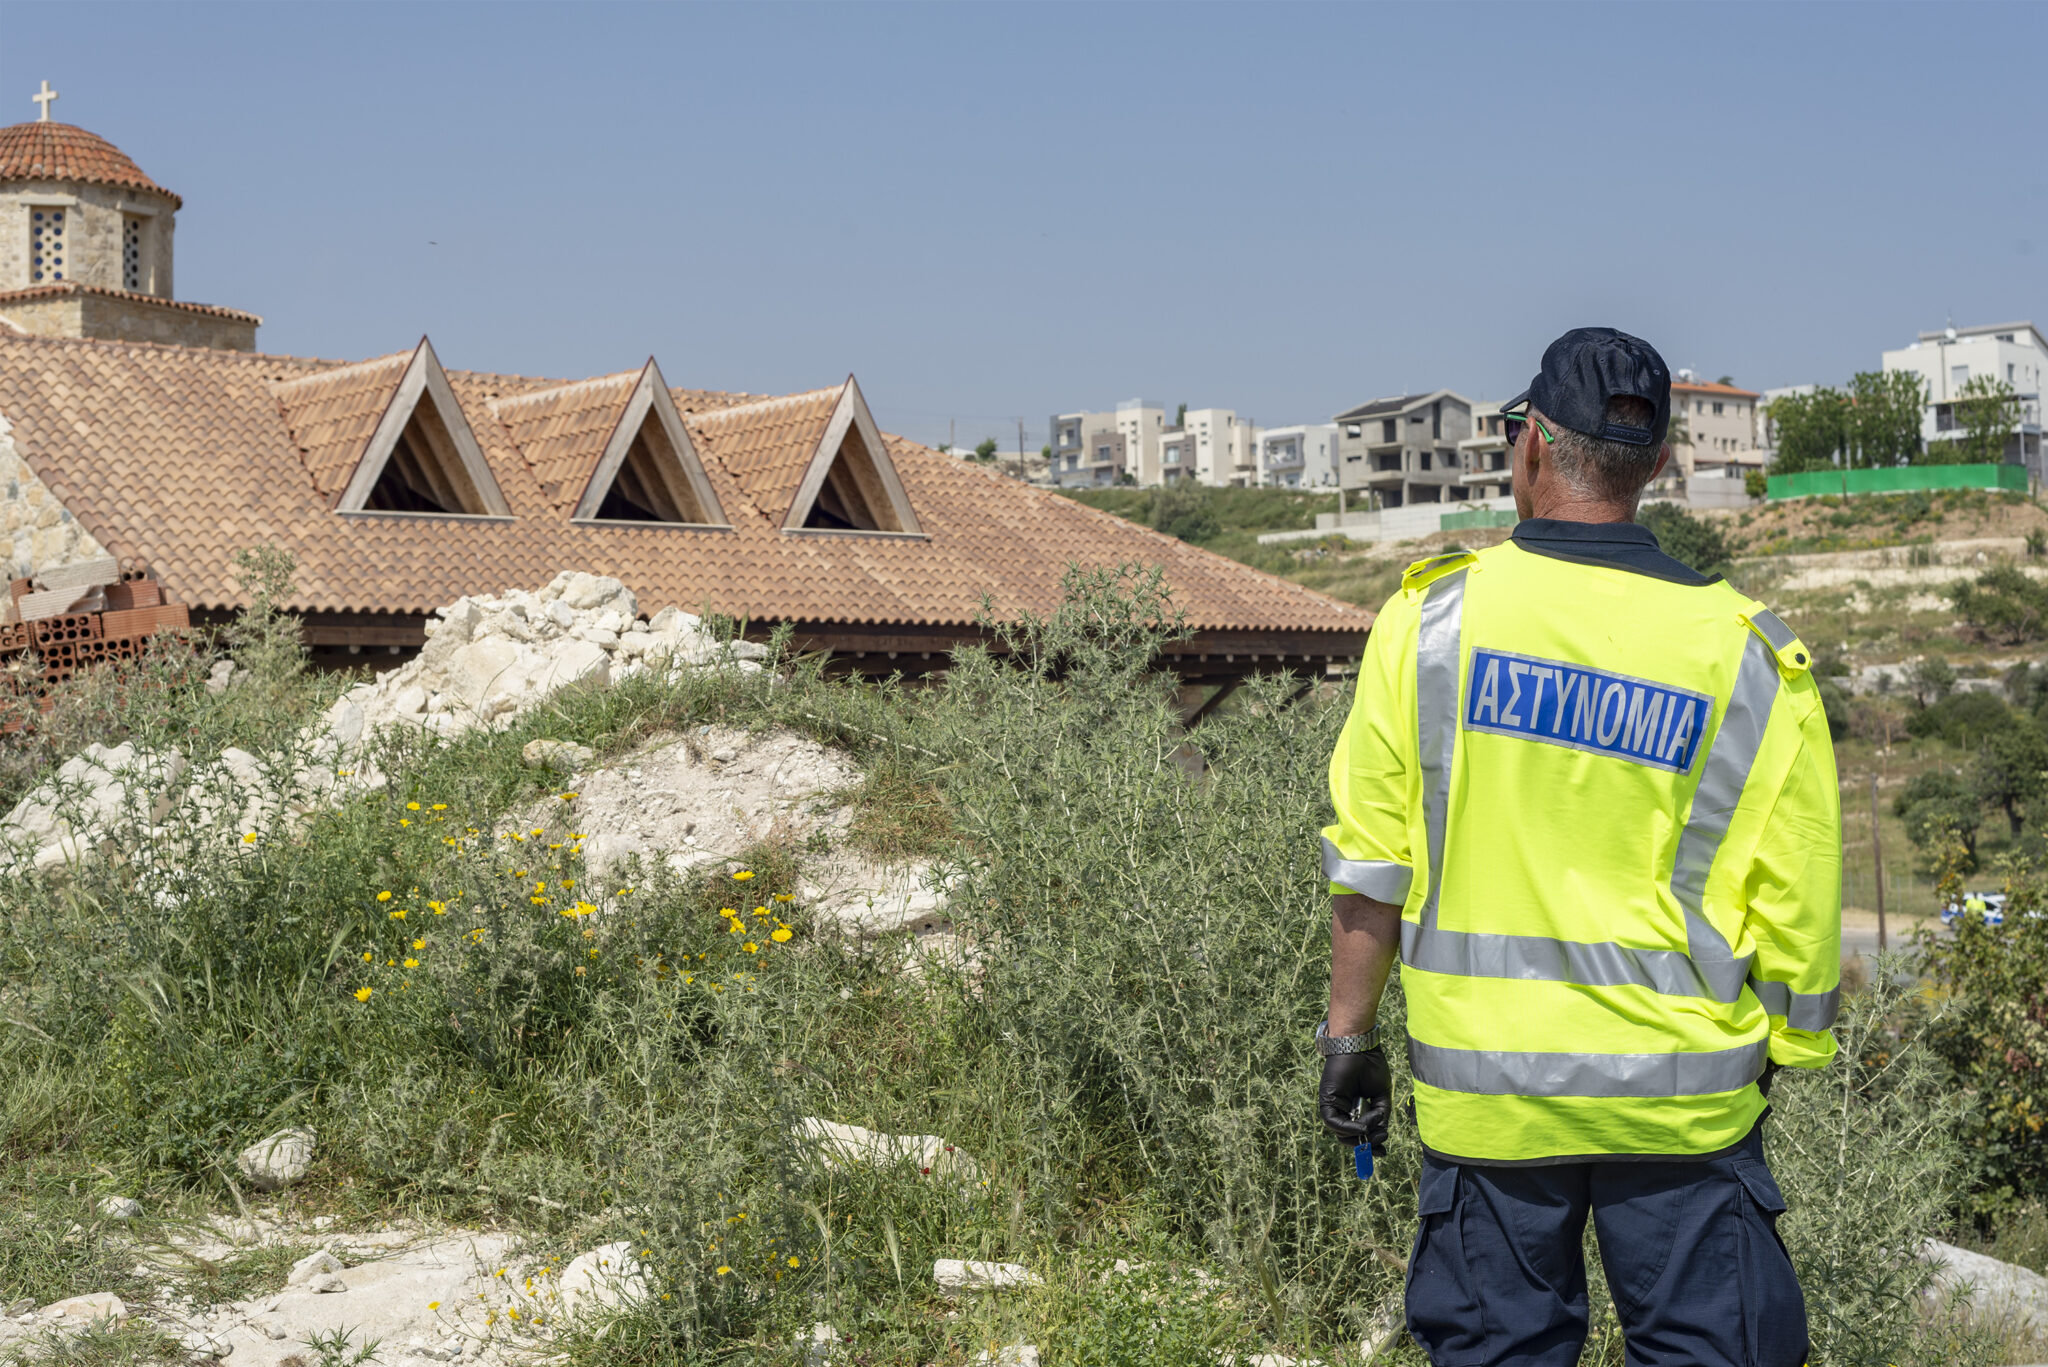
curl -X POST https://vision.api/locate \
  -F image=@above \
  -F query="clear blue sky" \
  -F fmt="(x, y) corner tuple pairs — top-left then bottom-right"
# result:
(4, 2), (2043, 452)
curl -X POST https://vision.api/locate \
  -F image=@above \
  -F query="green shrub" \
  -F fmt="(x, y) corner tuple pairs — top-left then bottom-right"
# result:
(1906, 690), (2012, 748)
(1636, 502), (1733, 577)
(1150, 484), (1221, 543)
(1916, 870), (2048, 1220)
(1895, 769), (1982, 870)
(1950, 565), (2048, 643)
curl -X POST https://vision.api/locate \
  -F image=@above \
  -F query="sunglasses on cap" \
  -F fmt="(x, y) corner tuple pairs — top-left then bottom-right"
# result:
(1500, 408), (1555, 450)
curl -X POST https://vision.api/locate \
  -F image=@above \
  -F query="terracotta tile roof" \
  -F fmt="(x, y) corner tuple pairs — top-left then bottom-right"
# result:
(0, 334), (1368, 647)
(272, 351), (413, 500)
(0, 122), (180, 207)
(1671, 380), (1759, 399)
(686, 386), (842, 524)
(0, 282), (260, 324)
(488, 371), (641, 512)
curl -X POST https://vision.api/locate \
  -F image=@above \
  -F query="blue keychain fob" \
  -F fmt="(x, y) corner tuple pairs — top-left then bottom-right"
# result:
(1355, 1143), (1374, 1180)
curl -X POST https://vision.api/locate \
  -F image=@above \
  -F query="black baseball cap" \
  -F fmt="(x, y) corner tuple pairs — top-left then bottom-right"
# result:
(1504, 327), (1671, 447)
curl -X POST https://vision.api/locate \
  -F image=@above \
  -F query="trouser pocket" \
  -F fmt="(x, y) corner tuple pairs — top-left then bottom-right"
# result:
(1406, 1160), (1486, 1366)
(1733, 1159), (1808, 1367)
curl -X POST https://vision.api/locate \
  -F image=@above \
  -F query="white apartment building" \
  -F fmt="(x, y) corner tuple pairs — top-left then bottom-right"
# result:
(1181, 408), (1257, 486)
(1882, 321), (2047, 475)
(1672, 376), (1763, 481)
(1047, 398), (1169, 488)
(1457, 401), (1512, 499)
(1257, 423), (1339, 488)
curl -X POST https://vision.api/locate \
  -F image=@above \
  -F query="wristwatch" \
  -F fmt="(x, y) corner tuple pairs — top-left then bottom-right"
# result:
(1315, 1019), (1381, 1056)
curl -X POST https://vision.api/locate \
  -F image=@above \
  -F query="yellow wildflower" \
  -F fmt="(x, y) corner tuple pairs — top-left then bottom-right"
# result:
(430, 902), (447, 915)
(575, 966), (586, 977)
(362, 951), (373, 962)
(413, 938), (426, 950)
(743, 942), (759, 954)
(404, 958), (419, 969)
(559, 792), (577, 801)
(428, 1301), (440, 1310)
(242, 832), (258, 845)
(771, 927), (792, 943)
(354, 987), (373, 1002)
(377, 891), (393, 902)
(716, 1265), (732, 1276)
(391, 908), (407, 920)
(732, 870), (755, 881)
(431, 803), (448, 811)
(774, 893), (794, 902)
(787, 1255), (800, 1268)
(407, 801), (421, 811)
(399, 818), (410, 827)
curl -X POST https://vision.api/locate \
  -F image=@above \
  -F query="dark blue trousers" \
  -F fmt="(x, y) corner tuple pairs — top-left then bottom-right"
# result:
(1405, 1124), (1808, 1367)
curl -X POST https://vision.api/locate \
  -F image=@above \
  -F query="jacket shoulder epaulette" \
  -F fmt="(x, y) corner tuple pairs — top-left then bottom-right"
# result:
(1739, 603), (1812, 676)
(1402, 548), (1479, 594)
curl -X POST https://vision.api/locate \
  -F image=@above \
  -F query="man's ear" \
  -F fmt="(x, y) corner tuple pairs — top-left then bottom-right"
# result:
(1650, 443), (1671, 481)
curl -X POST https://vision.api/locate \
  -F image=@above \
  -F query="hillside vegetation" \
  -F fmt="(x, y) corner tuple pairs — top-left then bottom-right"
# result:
(0, 555), (2031, 1364)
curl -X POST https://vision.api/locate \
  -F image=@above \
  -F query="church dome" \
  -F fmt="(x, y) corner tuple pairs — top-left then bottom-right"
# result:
(0, 121), (180, 208)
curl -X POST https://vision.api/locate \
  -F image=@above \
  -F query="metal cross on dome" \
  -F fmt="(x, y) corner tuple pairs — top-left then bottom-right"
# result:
(31, 81), (57, 122)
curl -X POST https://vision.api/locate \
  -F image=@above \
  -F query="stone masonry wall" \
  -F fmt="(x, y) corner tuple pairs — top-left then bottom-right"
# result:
(0, 294), (255, 351)
(0, 180), (176, 296)
(0, 411), (106, 578)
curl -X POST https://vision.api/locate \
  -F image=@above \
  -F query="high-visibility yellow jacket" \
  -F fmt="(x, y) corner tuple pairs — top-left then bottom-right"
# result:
(1323, 537), (1841, 1164)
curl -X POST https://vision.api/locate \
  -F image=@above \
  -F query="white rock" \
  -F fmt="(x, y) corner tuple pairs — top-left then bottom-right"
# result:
(95, 1196), (142, 1220)
(729, 638), (770, 661)
(801, 1323), (843, 1366)
(392, 684), (429, 717)
(531, 639), (610, 695)
(557, 1241), (651, 1318)
(1922, 1238), (2048, 1333)
(238, 1126), (316, 1191)
(932, 1259), (1039, 1293)
(614, 630), (658, 658)
(648, 606), (698, 635)
(287, 1248), (345, 1286)
(206, 659), (238, 694)
(446, 637), (523, 716)
(795, 1118), (981, 1182)
(308, 1273), (347, 1294)
(41, 1292), (126, 1324)
(522, 739), (595, 772)
(973, 1347), (1039, 1367)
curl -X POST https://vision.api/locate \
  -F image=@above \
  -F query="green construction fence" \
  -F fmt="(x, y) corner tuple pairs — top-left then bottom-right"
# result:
(1440, 507), (1518, 531)
(1765, 463), (2029, 500)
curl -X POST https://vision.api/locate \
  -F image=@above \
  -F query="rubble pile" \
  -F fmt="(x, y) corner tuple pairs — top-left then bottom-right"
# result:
(321, 571), (766, 743)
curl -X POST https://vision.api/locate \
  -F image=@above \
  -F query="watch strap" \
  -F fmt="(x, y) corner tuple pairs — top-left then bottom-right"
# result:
(1316, 1019), (1381, 1056)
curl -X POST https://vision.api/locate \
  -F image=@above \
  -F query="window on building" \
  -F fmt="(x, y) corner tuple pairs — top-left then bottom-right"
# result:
(1953, 365), (1970, 388)
(1096, 444), (1112, 463)
(1381, 419), (1397, 442)
(1712, 402), (1724, 416)
(1998, 334), (2015, 343)
(122, 215), (146, 291)
(1345, 424), (1361, 438)
(28, 208), (64, 283)
(1419, 451), (1432, 470)
(2010, 364), (2017, 383)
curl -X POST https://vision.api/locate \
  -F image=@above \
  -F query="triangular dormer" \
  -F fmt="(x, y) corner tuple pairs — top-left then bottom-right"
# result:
(573, 361), (727, 526)
(333, 339), (510, 516)
(784, 377), (921, 534)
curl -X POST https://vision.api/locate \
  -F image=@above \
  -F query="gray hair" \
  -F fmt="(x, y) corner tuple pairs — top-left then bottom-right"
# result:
(1538, 396), (1663, 503)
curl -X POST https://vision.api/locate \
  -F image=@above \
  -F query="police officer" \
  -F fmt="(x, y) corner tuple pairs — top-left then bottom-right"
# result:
(1315, 328), (1840, 1367)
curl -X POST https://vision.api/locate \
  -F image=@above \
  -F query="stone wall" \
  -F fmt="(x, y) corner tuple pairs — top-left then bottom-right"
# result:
(0, 293), (256, 351)
(0, 411), (106, 578)
(0, 180), (176, 296)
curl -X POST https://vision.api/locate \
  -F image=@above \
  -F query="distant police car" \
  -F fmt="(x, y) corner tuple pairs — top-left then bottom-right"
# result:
(1942, 893), (2009, 927)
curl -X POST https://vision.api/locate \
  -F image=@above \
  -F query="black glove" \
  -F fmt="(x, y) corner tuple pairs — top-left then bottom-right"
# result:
(1318, 1046), (1392, 1152)
(1757, 1060), (1781, 1098)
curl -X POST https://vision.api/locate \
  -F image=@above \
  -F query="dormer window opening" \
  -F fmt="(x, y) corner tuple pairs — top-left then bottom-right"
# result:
(29, 208), (64, 282)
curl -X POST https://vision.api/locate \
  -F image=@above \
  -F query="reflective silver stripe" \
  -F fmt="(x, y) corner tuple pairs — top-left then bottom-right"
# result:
(1748, 976), (1841, 1031)
(1402, 920), (1734, 1000)
(1408, 1036), (1768, 1098)
(1415, 569), (1468, 931)
(1321, 837), (1413, 903)
(1667, 632), (1781, 1002)
(1747, 608), (1798, 653)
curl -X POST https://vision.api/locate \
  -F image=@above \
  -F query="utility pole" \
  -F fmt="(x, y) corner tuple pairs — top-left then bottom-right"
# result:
(949, 418), (955, 455)
(1016, 418), (1026, 482)
(1870, 773), (1887, 952)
